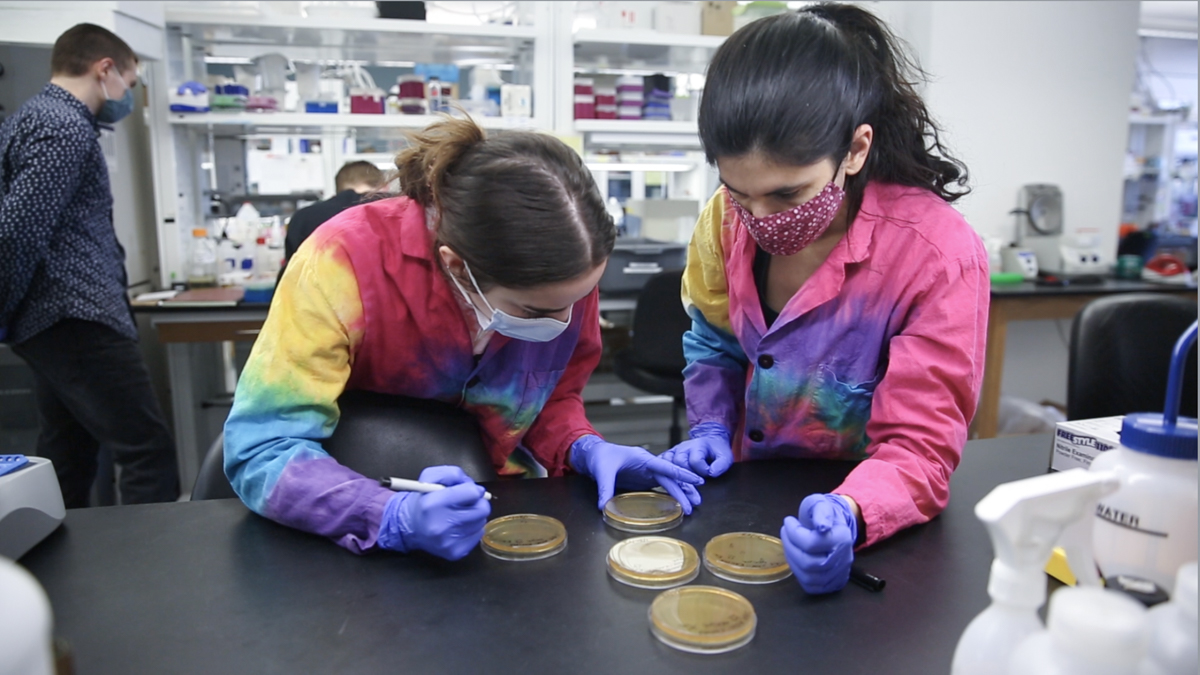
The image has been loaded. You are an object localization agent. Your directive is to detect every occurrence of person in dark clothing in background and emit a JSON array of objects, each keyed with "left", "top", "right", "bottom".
[
  {"left": 0, "top": 24, "right": 178, "bottom": 507},
  {"left": 279, "top": 161, "right": 386, "bottom": 279}
]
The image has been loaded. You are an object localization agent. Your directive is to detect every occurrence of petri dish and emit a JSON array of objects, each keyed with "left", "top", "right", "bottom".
[
  {"left": 702, "top": 532, "right": 793, "bottom": 584},
  {"left": 480, "top": 514, "right": 567, "bottom": 561},
  {"left": 607, "top": 536, "right": 700, "bottom": 589},
  {"left": 603, "top": 492, "right": 683, "bottom": 533},
  {"left": 649, "top": 585, "right": 757, "bottom": 654}
]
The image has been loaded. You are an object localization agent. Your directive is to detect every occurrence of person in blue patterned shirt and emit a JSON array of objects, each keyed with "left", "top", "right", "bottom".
[{"left": 0, "top": 24, "right": 178, "bottom": 506}]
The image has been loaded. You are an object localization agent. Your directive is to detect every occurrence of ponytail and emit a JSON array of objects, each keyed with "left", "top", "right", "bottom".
[
  {"left": 699, "top": 3, "right": 970, "bottom": 211},
  {"left": 392, "top": 115, "right": 615, "bottom": 290},
  {"left": 393, "top": 115, "right": 485, "bottom": 214}
]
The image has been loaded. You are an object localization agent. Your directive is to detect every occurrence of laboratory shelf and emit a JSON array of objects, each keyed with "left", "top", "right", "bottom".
[
  {"left": 166, "top": 9, "right": 538, "bottom": 63},
  {"left": 167, "top": 112, "right": 540, "bottom": 132},
  {"left": 574, "top": 119, "right": 698, "bottom": 134},
  {"left": 574, "top": 29, "right": 726, "bottom": 49},
  {"left": 573, "top": 29, "right": 723, "bottom": 73}
]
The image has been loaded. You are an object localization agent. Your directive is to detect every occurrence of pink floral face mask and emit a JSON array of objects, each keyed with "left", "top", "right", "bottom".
[{"left": 727, "top": 181, "right": 846, "bottom": 256}]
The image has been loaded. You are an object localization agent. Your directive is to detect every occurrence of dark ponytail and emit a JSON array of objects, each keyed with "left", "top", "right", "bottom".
[
  {"left": 699, "top": 3, "right": 970, "bottom": 211},
  {"left": 394, "top": 116, "right": 616, "bottom": 290}
]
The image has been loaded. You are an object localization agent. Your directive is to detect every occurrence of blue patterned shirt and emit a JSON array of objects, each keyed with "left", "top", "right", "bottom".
[{"left": 0, "top": 83, "right": 135, "bottom": 343}]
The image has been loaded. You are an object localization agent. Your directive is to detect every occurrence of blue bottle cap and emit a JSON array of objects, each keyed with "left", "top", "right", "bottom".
[{"left": 1120, "top": 413, "right": 1199, "bottom": 460}]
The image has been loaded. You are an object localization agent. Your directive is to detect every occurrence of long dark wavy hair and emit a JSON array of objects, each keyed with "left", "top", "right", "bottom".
[{"left": 699, "top": 3, "right": 970, "bottom": 216}]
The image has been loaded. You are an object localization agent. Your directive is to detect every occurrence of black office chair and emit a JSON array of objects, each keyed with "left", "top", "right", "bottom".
[
  {"left": 191, "top": 391, "right": 497, "bottom": 501},
  {"left": 1067, "top": 294, "right": 1198, "bottom": 421},
  {"left": 613, "top": 269, "right": 691, "bottom": 446}
]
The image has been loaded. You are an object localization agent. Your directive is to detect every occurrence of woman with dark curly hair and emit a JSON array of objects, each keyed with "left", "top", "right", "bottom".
[{"left": 663, "top": 3, "right": 988, "bottom": 594}]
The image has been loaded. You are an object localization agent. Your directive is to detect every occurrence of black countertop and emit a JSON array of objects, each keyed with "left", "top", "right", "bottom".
[{"left": 22, "top": 434, "right": 1055, "bottom": 675}]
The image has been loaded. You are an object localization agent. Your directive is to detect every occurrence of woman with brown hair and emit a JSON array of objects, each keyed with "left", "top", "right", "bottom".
[{"left": 224, "top": 117, "right": 702, "bottom": 559}]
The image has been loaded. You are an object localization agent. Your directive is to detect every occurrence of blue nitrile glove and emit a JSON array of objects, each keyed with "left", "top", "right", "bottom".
[
  {"left": 376, "top": 465, "right": 491, "bottom": 560},
  {"left": 780, "top": 493, "right": 858, "bottom": 594},
  {"left": 663, "top": 422, "right": 733, "bottom": 478},
  {"left": 570, "top": 435, "right": 704, "bottom": 514}
]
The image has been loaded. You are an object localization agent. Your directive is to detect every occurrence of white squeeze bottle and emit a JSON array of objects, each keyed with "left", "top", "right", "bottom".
[
  {"left": 950, "top": 469, "right": 1120, "bottom": 675},
  {"left": 1007, "top": 586, "right": 1149, "bottom": 675},
  {"left": 0, "top": 556, "right": 54, "bottom": 675},
  {"left": 1089, "top": 321, "right": 1198, "bottom": 595},
  {"left": 1139, "top": 562, "right": 1198, "bottom": 675}
]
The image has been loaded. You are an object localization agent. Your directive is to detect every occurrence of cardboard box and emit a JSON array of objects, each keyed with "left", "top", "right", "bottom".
[
  {"left": 654, "top": 2, "right": 702, "bottom": 35},
  {"left": 1050, "top": 416, "right": 1124, "bottom": 472},
  {"left": 701, "top": 1, "right": 736, "bottom": 36}
]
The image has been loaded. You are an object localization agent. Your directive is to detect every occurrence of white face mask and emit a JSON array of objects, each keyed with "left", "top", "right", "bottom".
[{"left": 449, "top": 260, "right": 571, "bottom": 343}]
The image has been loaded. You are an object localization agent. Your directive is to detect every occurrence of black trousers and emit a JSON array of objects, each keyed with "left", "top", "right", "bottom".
[{"left": 12, "top": 319, "right": 178, "bottom": 507}]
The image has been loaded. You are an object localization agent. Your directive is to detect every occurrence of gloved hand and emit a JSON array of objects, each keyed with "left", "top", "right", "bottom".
[
  {"left": 780, "top": 493, "right": 857, "bottom": 594},
  {"left": 570, "top": 435, "right": 704, "bottom": 514},
  {"left": 662, "top": 422, "right": 734, "bottom": 478},
  {"left": 376, "top": 465, "right": 491, "bottom": 560}
]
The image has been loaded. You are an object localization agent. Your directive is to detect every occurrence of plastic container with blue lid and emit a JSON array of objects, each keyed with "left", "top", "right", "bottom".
[{"left": 1090, "top": 321, "right": 1198, "bottom": 597}]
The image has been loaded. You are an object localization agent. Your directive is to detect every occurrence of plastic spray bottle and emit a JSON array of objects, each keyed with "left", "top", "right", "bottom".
[
  {"left": 949, "top": 469, "right": 1121, "bottom": 675},
  {"left": 1007, "top": 585, "right": 1149, "bottom": 675},
  {"left": 1139, "top": 562, "right": 1198, "bottom": 675},
  {"left": 1089, "top": 321, "right": 1198, "bottom": 596}
]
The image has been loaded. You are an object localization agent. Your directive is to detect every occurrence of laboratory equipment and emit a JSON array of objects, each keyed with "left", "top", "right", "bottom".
[
  {"left": 603, "top": 492, "right": 683, "bottom": 533},
  {"left": 648, "top": 585, "right": 756, "bottom": 654},
  {"left": 950, "top": 469, "right": 1121, "bottom": 675},
  {"left": 703, "top": 532, "right": 792, "bottom": 584},
  {"left": 169, "top": 81, "right": 210, "bottom": 113},
  {"left": 348, "top": 65, "right": 385, "bottom": 114},
  {"left": 1007, "top": 586, "right": 1149, "bottom": 675},
  {"left": 188, "top": 228, "right": 218, "bottom": 288},
  {"left": 1001, "top": 247, "right": 1038, "bottom": 279},
  {"left": 1090, "top": 322, "right": 1198, "bottom": 595},
  {"left": 211, "top": 82, "right": 249, "bottom": 110},
  {"left": 597, "top": 238, "right": 687, "bottom": 295},
  {"left": 0, "top": 556, "right": 54, "bottom": 675},
  {"left": 1139, "top": 562, "right": 1198, "bottom": 675},
  {"left": 499, "top": 84, "right": 531, "bottom": 118},
  {"left": 1013, "top": 184, "right": 1108, "bottom": 275},
  {"left": 480, "top": 514, "right": 566, "bottom": 561},
  {"left": 606, "top": 536, "right": 699, "bottom": 589},
  {"left": 0, "top": 456, "right": 65, "bottom": 560},
  {"left": 248, "top": 53, "right": 288, "bottom": 112}
]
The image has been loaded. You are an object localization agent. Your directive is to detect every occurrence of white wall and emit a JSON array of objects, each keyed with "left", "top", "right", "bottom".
[
  {"left": 918, "top": 1, "right": 1140, "bottom": 253},
  {"left": 876, "top": 1, "right": 1142, "bottom": 407}
]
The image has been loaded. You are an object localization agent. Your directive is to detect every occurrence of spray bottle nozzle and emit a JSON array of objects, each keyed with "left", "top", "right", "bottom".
[{"left": 976, "top": 469, "right": 1120, "bottom": 605}]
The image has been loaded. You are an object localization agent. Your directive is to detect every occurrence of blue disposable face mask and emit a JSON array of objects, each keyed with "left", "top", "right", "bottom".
[
  {"left": 449, "top": 260, "right": 571, "bottom": 343},
  {"left": 98, "top": 74, "right": 134, "bottom": 124}
]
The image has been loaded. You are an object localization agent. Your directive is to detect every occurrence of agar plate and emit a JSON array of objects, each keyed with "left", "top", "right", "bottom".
[
  {"left": 702, "top": 532, "right": 793, "bottom": 584},
  {"left": 649, "top": 585, "right": 757, "bottom": 654},
  {"left": 607, "top": 536, "right": 700, "bottom": 589},
  {"left": 481, "top": 514, "right": 567, "bottom": 561},
  {"left": 603, "top": 492, "right": 683, "bottom": 533}
]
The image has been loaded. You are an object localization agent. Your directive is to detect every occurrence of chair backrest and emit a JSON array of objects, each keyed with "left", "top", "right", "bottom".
[
  {"left": 1068, "top": 293, "right": 1198, "bottom": 421},
  {"left": 192, "top": 391, "right": 496, "bottom": 501},
  {"left": 626, "top": 269, "right": 690, "bottom": 376}
]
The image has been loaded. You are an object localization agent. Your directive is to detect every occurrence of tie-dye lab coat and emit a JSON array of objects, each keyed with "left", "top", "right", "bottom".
[
  {"left": 223, "top": 197, "right": 601, "bottom": 553},
  {"left": 682, "top": 182, "right": 989, "bottom": 546}
]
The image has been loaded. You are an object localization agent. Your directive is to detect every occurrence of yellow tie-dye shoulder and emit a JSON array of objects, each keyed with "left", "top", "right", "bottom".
[
  {"left": 239, "top": 238, "right": 366, "bottom": 417},
  {"left": 681, "top": 190, "right": 735, "bottom": 333}
]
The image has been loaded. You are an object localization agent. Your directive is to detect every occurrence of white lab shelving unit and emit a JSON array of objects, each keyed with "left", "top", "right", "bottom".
[
  {"left": 150, "top": 2, "right": 555, "bottom": 288},
  {"left": 148, "top": 1, "right": 732, "bottom": 286}
]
